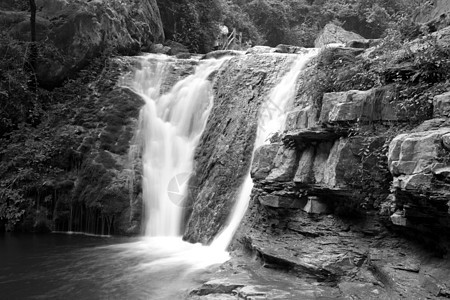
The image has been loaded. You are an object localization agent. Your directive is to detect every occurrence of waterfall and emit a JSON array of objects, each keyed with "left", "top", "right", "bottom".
[
  {"left": 129, "top": 54, "right": 228, "bottom": 237},
  {"left": 211, "top": 49, "right": 319, "bottom": 250}
]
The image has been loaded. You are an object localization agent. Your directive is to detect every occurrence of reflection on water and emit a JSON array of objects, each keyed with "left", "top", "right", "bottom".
[{"left": 0, "top": 234, "right": 227, "bottom": 300}]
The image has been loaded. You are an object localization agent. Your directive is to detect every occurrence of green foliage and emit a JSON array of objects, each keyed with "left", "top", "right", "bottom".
[
  {"left": 244, "top": 0, "right": 291, "bottom": 46},
  {"left": 376, "top": 32, "right": 450, "bottom": 122},
  {"left": 0, "top": 187, "right": 27, "bottom": 231},
  {"left": 0, "top": 47, "right": 110, "bottom": 231},
  {"left": 157, "top": 0, "right": 223, "bottom": 53},
  {"left": 154, "top": 0, "right": 427, "bottom": 50},
  {"left": 0, "top": 35, "right": 41, "bottom": 136},
  {"left": 220, "top": 1, "right": 264, "bottom": 45}
]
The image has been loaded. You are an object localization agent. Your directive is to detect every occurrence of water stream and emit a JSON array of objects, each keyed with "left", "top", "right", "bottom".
[
  {"left": 130, "top": 55, "right": 227, "bottom": 237},
  {"left": 212, "top": 49, "right": 319, "bottom": 250},
  {"left": 124, "top": 53, "right": 231, "bottom": 267},
  {"left": 1, "top": 51, "right": 320, "bottom": 300}
]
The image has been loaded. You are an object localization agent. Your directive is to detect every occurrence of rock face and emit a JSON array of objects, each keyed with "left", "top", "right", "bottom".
[
  {"left": 1, "top": 0, "right": 164, "bottom": 86},
  {"left": 433, "top": 91, "right": 450, "bottom": 117},
  {"left": 387, "top": 126, "right": 450, "bottom": 240},
  {"left": 415, "top": 0, "right": 450, "bottom": 29},
  {"left": 315, "top": 23, "right": 365, "bottom": 48},
  {"left": 183, "top": 53, "right": 297, "bottom": 244},
  {"left": 319, "top": 87, "right": 399, "bottom": 123},
  {"left": 197, "top": 42, "right": 450, "bottom": 299}
]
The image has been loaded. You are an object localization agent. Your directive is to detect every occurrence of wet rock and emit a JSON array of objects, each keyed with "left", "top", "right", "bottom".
[
  {"left": 184, "top": 54, "right": 296, "bottom": 244},
  {"left": 285, "top": 106, "right": 316, "bottom": 131},
  {"left": 246, "top": 46, "right": 276, "bottom": 54},
  {"left": 393, "top": 174, "right": 434, "bottom": 190},
  {"left": 319, "top": 87, "right": 398, "bottom": 124},
  {"left": 415, "top": 0, "right": 450, "bottom": 30},
  {"left": 251, "top": 144, "right": 280, "bottom": 180},
  {"left": 421, "top": 274, "right": 445, "bottom": 297},
  {"left": 346, "top": 39, "right": 381, "bottom": 49},
  {"left": 149, "top": 43, "right": 171, "bottom": 54},
  {"left": 190, "top": 279, "right": 244, "bottom": 296},
  {"left": 293, "top": 147, "right": 315, "bottom": 183},
  {"left": 202, "top": 50, "right": 244, "bottom": 60},
  {"left": 321, "top": 138, "right": 359, "bottom": 188},
  {"left": 388, "top": 128, "right": 450, "bottom": 183},
  {"left": 238, "top": 286, "right": 266, "bottom": 299},
  {"left": 338, "top": 282, "right": 384, "bottom": 299},
  {"left": 433, "top": 166, "right": 450, "bottom": 181},
  {"left": 258, "top": 194, "right": 302, "bottom": 209},
  {"left": 266, "top": 145, "right": 298, "bottom": 182},
  {"left": 175, "top": 52, "right": 193, "bottom": 59},
  {"left": 433, "top": 91, "right": 450, "bottom": 118},
  {"left": 292, "top": 141, "right": 338, "bottom": 185},
  {"left": 189, "top": 295, "right": 236, "bottom": 300},
  {"left": 285, "top": 128, "right": 342, "bottom": 142},
  {"left": 388, "top": 126, "right": 450, "bottom": 235},
  {"left": 442, "top": 133, "right": 450, "bottom": 150},
  {"left": 392, "top": 260, "right": 420, "bottom": 273},
  {"left": 315, "top": 23, "right": 365, "bottom": 48},
  {"left": 345, "top": 39, "right": 371, "bottom": 49},
  {"left": 164, "top": 40, "right": 190, "bottom": 56},
  {"left": 274, "top": 44, "right": 306, "bottom": 54}
]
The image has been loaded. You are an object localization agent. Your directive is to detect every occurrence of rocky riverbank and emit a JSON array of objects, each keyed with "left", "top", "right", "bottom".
[{"left": 185, "top": 26, "right": 450, "bottom": 299}]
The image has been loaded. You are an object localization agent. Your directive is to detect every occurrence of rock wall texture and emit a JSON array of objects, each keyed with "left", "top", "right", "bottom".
[
  {"left": 187, "top": 28, "right": 450, "bottom": 299},
  {"left": 1, "top": 0, "right": 164, "bottom": 86},
  {"left": 415, "top": 0, "right": 450, "bottom": 29},
  {"left": 183, "top": 53, "right": 297, "bottom": 244}
]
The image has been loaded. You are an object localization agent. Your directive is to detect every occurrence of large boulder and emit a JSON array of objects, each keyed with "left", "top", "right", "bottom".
[
  {"left": 388, "top": 128, "right": 450, "bottom": 191},
  {"left": 1, "top": 0, "right": 164, "bottom": 86},
  {"left": 319, "top": 87, "right": 399, "bottom": 124},
  {"left": 433, "top": 91, "right": 450, "bottom": 118},
  {"left": 415, "top": 0, "right": 450, "bottom": 29},
  {"left": 315, "top": 24, "right": 365, "bottom": 48},
  {"left": 251, "top": 144, "right": 280, "bottom": 180},
  {"left": 388, "top": 126, "right": 450, "bottom": 235},
  {"left": 266, "top": 145, "right": 299, "bottom": 182}
]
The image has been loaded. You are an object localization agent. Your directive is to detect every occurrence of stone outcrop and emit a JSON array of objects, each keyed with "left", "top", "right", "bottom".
[
  {"left": 387, "top": 125, "right": 450, "bottom": 239},
  {"left": 183, "top": 53, "right": 298, "bottom": 244},
  {"left": 415, "top": 0, "right": 450, "bottom": 30},
  {"left": 433, "top": 91, "right": 450, "bottom": 117},
  {"left": 319, "top": 87, "right": 399, "bottom": 124},
  {"left": 315, "top": 23, "right": 365, "bottom": 48},
  {"left": 199, "top": 41, "right": 450, "bottom": 299},
  {"left": 1, "top": 0, "right": 164, "bottom": 86}
]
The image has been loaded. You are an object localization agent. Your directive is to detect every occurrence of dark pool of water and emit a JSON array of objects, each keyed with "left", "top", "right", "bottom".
[{"left": 0, "top": 233, "right": 225, "bottom": 300}]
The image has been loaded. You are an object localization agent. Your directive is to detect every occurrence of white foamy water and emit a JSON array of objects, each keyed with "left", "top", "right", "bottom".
[
  {"left": 129, "top": 54, "right": 228, "bottom": 237},
  {"left": 124, "top": 54, "right": 230, "bottom": 271},
  {"left": 211, "top": 49, "right": 319, "bottom": 251}
]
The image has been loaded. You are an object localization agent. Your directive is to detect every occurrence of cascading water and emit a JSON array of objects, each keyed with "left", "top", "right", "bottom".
[
  {"left": 123, "top": 54, "right": 230, "bottom": 273},
  {"left": 130, "top": 54, "right": 227, "bottom": 237},
  {"left": 212, "top": 49, "right": 319, "bottom": 250}
]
